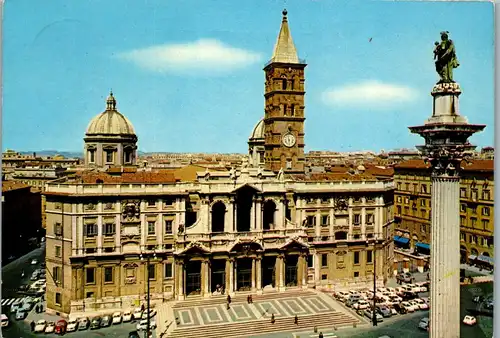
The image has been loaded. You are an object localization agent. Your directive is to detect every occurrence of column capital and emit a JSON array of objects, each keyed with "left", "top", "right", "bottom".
[{"left": 277, "top": 253, "right": 285, "bottom": 259}]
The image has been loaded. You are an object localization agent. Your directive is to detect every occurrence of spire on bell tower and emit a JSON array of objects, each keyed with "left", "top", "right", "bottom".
[
  {"left": 270, "top": 9, "right": 300, "bottom": 64},
  {"left": 106, "top": 90, "right": 117, "bottom": 111}
]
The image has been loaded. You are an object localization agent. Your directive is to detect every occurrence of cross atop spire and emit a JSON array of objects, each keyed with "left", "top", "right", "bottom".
[{"left": 270, "top": 9, "right": 300, "bottom": 64}]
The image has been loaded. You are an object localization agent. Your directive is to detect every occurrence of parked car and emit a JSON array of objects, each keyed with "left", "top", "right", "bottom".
[
  {"left": 112, "top": 312, "right": 122, "bottom": 324},
  {"left": 414, "top": 298, "right": 429, "bottom": 310},
  {"left": 141, "top": 308, "right": 157, "bottom": 320},
  {"left": 376, "top": 305, "right": 392, "bottom": 318},
  {"left": 34, "top": 319, "right": 47, "bottom": 333},
  {"left": 91, "top": 316, "right": 102, "bottom": 329},
  {"left": 408, "top": 300, "right": 421, "bottom": 312},
  {"left": 397, "top": 272, "right": 412, "bottom": 283},
  {"left": 45, "top": 321, "right": 56, "bottom": 333},
  {"left": 78, "top": 317, "right": 90, "bottom": 330},
  {"left": 55, "top": 319, "right": 68, "bottom": 335},
  {"left": 31, "top": 259, "right": 38, "bottom": 265},
  {"left": 101, "top": 315, "right": 112, "bottom": 327},
  {"left": 15, "top": 310, "right": 27, "bottom": 320},
  {"left": 353, "top": 300, "right": 370, "bottom": 310},
  {"left": 123, "top": 311, "right": 133, "bottom": 322},
  {"left": 136, "top": 319, "right": 157, "bottom": 331},
  {"left": 133, "top": 308, "right": 143, "bottom": 320},
  {"left": 418, "top": 317, "right": 429, "bottom": 331},
  {"left": 402, "top": 291, "right": 418, "bottom": 301},
  {"left": 463, "top": 315, "right": 477, "bottom": 326},
  {"left": 67, "top": 318, "right": 79, "bottom": 332},
  {"left": 335, "top": 291, "right": 350, "bottom": 302},
  {"left": 400, "top": 301, "right": 414, "bottom": 313},
  {"left": 363, "top": 309, "right": 383, "bottom": 322}
]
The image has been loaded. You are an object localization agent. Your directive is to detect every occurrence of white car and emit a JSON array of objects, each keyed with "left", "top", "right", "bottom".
[
  {"left": 385, "top": 287, "right": 396, "bottom": 294},
  {"left": 31, "top": 259, "right": 38, "bottom": 265},
  {"left": 408, "top": 284, "right": 421, "bottom": 293},
  {"left": 112, "top": 312, "right": 122, "bottom": 324},
  {"left": 415, "top": 282, "right": 428, "bottom": 292},
  {"left": 136, "top": 319, "right": 157, "bottom": 331},
  {"left": 463, "top": 315, "right": 477, "bottom": 326},
  {"left": 408, "top": 300, "right": 421, "bottom": 311},
  {"left": 34, "top": 319, "right": 47, "bottom": 333},
  {"left": 45, "top": 322, "right": 56, "bottom": 333},
  {"left": 401, "top": 301, "right": 415, "bottom": 313},
  {"left": 133, "top": 307, "right": 143, "bottom": 320},
  {"left": 141, "top": 308, "right": 157, "bottom": 320},
  {"left": 389, "top": 306, "right": 398, "bottom": 316},
  {"left": 353, "top": 300, "right": 370, "bottom": 310},
  {"left": 414, "top": 298, "right": 429, "bottom": 310},
  {"left": 123, "top": 310, "right": 133, "bottom": 322},
  {"left": 67, "top": 318, "right": 79, "bottom": 332},
  {"left": 389, "top": 295, "right": 402, "bottom": 304}
]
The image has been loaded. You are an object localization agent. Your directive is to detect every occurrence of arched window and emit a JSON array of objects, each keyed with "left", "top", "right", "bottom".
[
  {"left": 211, "top": 201, "right": 226, "bottom": 233},
  {"left": 263, "top": 200, "right": 276, "bottom": 230}
]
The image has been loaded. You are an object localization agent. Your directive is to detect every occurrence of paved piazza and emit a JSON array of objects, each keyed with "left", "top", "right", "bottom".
[{"left": 173, "top": 293, "right": 343, "bottom": 327}]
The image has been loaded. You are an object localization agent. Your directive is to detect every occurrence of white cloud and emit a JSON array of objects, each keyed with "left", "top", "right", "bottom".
[
  {"left": 116, "top": 39, "right": 263, "bottom": 75},
  {"left": 321, "top": 80, "right": 419, "bottom": 109}
]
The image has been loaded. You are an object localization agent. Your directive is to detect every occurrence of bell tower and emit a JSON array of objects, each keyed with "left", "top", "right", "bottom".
[{"left": 263, "top": 9, "right": 306, "bottom": 173}]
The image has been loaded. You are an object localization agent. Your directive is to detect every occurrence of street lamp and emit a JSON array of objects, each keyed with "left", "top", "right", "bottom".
[
  {"left": 140, "top": 247, "right": 157, "bottom": 338},
  {"left": 371, "top": 238, "right": 377, "bottom": 327}
]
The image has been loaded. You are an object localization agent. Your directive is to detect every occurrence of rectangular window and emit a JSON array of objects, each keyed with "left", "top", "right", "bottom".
[
  {"left": 482, "top": 190, "right": 490, "bottom": 200},
  {"left": 482, "top": 207, "right": 490, "bottom": 216},
  {"left": 421, "top": 184, "right": 427, "bottom": 194},
  {"left": 86, "top": 267, "right": 95, "bottom": 284},
  {"left": 104, "top": 267, "right": 113, "bottom": 283},
  {"left": 165, "top": 220, "right": 173, "bottom": 234},
  {"left": 471, "top": 206, "right": 477, "bottom": 214},
  {"left": 460, "top": 188, "right": 467, "bottom": 198},
  {"left": 420, "top": 224, "right": 426, "bottom": 233},
  {"left": 396, "top": 206, "right": 401, "bottom": 214},
  {"left": 482, "top": 220, "right": 489, "bottom": 230},
  {"left": 397, "top": 183, "right": 401, "bottom": 190},
  {"left": 286, "top": 160, "right": 292, "bottom": 169},
  {"left": 164, "top": 198, "right": 174, "bottom": 206},
  {"left": 471, "top": 218, "right": 477, "bottom": 227},
  {"left": 471, "top": 190, "right": 478, "bottom": 201},
  {"left": 148, "top": 264, "right": 156, "bottom": 280},
  {"left": 460, "top": 204, "right": 467, "bottom": 212},
  {"left": 55, "top": 293, "right": 61, "bottom": 305},
  {"left": 405, "top": 183, "right": 410, "bottom": 191},
  {"left": 321, "top": 197, "right": 330, "bottom": 204},
  {"left": 290, "top": 104, "right": 295, "bottom": 116},
  {"left": 54, "top": 222, "right": 62, "bottom": 236},
  {"left": 321, "top": 215, "right": 329, "bottom": 226},
  {"left": 420, "top": 199, "right": 426, "bottom": 207},
  {"left": 420, "top": 209, "right": 426, "bottom": 218},
  {"left": 89, "top": 150, "right": 95, "bottom": 163},
  {"left": 460, "top": 232, "right": 465, "bottom": 241},
  {"left": 460, "top": 216, "right": 466, "bottom": 226},
  {"left": 164, "top": 263, "right": 173, "bottom": 279},
  {"left": 366, "top": 214, "right": 374, "bottom": 224},
  {"left": 103, "top": 223, "right": 116, "bottom": 236},
  {"left": 147, "top": 200, "right": 156, "bottom": 207},
  {"left": 397, "top": 196, "right": 402, "bottom": 203},
  {"left": 354, "top": 252, "right": 360, "bottom": 265},
  {"left": 321, "top": 254, "right": 328, "bottom": 267},
  {"left": 147, "top": 221, "right": 156, "bottom": 235},
  {"left": 85, "top": 224, "right": 97, "bottom": 237},
  {"left": 471, "top": 235, "right": 477, "bottom": 244},
  {"left": 55, "top": 246, "right": 61, "bottom": 258},
  {"left": 52, "top": 266, "right": 61, "bottom": 283},
  {"left": 307, "top": 215, "right": 316, "bottom": 227},
  {"left": 366, "top": 251, "right": 373, "bottom": 263},
  {"left": 404, "top": 197, "right": 409, "bottom": 204},
  {"left": 354, "top": 271, "right": 360, "bottom": 278},
  {"left": 353, "top": 214, "right": 361, "bottom": 225},
  {"left": 106, "top": 150, "right": 113, "bottom": 163},
  {"left": 321, "top": 274, "right": 328, "bottom": 280}
]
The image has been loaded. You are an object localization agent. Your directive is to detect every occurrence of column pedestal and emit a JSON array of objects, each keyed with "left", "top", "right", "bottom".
[{"left": 429, "top": 175, "right": 460, "bottom": 338}]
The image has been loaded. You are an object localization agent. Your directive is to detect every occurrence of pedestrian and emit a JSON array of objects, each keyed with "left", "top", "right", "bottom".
[
  {"left": 30, "top": 320, "right": 35, "bottom": 332},
  {"left": 227, "top": 294, "right": 231, "bottom": 304},
  {"left": 294, "top": 315, "right": 298, "bottom": 325},
  {"left": 319, "top": 332, "right": 324, "bottom": 338},
  {"left": 227, "top": 303, "right": 230, "bottom": 310},
  {"left": 271, "top": 313, "right": 275, "bottom": 324},
  {"left": 249, "top": 295, "right": 253, "bottom": 304},
  {"left": 247, "top": 295, "right": 250, "bottom": 304}
]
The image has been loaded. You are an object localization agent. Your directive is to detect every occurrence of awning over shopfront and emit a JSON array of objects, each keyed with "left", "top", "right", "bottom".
[
  {"left": 416, "top": 242, "right": 430, "bottom": 250},
  {"left": 394, "top": 236, "right": 410, "bottom": 245},
  {"left": 477, "top": 255, "right": 494, "bottom": 265}
]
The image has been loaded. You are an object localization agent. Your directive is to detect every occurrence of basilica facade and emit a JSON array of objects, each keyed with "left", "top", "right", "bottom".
[{"left": 44, "top": 10, "right": 395, "bottom": 316}]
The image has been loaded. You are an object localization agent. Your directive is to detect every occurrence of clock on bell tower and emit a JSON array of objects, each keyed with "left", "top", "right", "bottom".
[{"left": 263, "top": 9, "right": 306, "bottom": 173}]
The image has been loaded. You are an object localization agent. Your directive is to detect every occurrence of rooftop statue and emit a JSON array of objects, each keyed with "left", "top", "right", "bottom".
[{"left": 434, "top": 31, "right": 460, "bottom": 83}]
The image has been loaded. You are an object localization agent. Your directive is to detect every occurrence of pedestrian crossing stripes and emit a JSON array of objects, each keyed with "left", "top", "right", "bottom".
[{"left": 1, "top": 297, "right": 30, "bottom": 306}]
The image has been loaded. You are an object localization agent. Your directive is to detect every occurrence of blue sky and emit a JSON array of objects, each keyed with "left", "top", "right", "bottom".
[{"left": 3, "top": 0, "right": 494, "bottom": 153}]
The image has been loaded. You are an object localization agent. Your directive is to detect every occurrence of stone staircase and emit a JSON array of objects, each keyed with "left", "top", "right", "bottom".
[
  {"left": 172, "top": 289, "right": 316, "bottom": 309},
  {"left": 167, "top": 311, "right": 361, "bottom": 338}
]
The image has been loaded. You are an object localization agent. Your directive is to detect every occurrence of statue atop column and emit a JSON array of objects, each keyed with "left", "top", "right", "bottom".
[{"left": 434, "top": 31, "right": 460, "bottom": 83}]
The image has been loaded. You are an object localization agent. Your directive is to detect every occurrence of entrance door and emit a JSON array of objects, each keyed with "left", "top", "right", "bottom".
[
  {"left": 185, "top": 261, "right": 201, "bottom": 295},
  {"left": 285, "top": 255, "right": 298, "bottom": 287},
  {"left": 211, "top": 260, "right": 226, "bottom": 294},
  {"left": 262, "top": 256, "right": 276, "bottom": 288},
  {"left": 237, "top": 259, "right": 252, "bottom": 291}
]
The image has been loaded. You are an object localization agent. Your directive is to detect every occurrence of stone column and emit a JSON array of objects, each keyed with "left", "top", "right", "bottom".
[
  {"left": 348, "top": 198, "right": 353, "bottom": 238},
  {"left": 250, "top": 200, "right": 256, "bottom": 231},
  {"left": 301, "top": 254, "right": 308, "bottom": 289},
  {"left": 140, "top": 201, "right": 146, "bottom": 249},
  {"left": 314, "top": 252, "right": 320, "bottom": 285},
  {"left": 315, "top": 212, "right": 321, "bottom": 238},
  {"left": 115, "top": 213, "right": 121, "bottom": 253},
  {"left": 297, "top": 254, "right": 304, "bottom": 287},
  {"left": 256, "top": 257, "right": 262, "bottom": 294},
  {"left": 177, "top": 261, "right": 185, "bottom": 300},
  {"left": 78, "top": 210, "right": 84, "bottom": 255},
  {"left": 226, "top": 198, "right": 234, "bottom": 233},
  {"left": 276, "top": 200, "right": 285, "bottom": 230},
  {"left": 276, "top": 254, "right": 285, "bottom": 292},
  {"left": 361, "top": 203, "right": 367, "bottom": 240},
  {"left": 295, "top": 198, "right": 302, "bottom": 226},
  {"left": 97, "top": 211, "right": 103, "bottom": 254},
  {"left": 255, "top": 198, "right": 262, "bottom": 231},
  {"left": 430, "top": 175, "right": 460, "bottom": 337},
  {"left": 201, "top": 260, "right": 210, "bottom": 298},
  {"left": 226, "top": 258, "right": 235, "bottom": 296},
  {"left": 251, "top": 258, "right": 256, "bottom": 291}
]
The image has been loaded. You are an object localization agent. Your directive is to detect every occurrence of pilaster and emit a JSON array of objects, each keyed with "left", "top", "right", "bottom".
[
  {"left": 251, "top": 258, "right": 256, "bottom": 291},
  {"left": 361, "top": 203, "right": 366, "bottom": 240},
  {"left": 255, "top": 257, "right": 263, "bottom": 294},
  {"left": 255, "top": 198, "right": 262, "bottom": 231},
  {"left": 140, "top": 201, "right": 146, "bottom": 249},
  {"left": 226, "top": 198, "right": 235, "bottom": 233},
  {"left": 176, "top": 261, "right": 185, "bottom": 300},
  {"left": 276, "top": 254, "right": 286, "bottom": 292},
  {"left": 97, "top": 203, "right": 103, "bottom": 254}
]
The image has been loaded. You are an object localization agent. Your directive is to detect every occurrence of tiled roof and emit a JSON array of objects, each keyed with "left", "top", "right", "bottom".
[
  {"left": 395, "top": 159, "right": 493, "bottom": 172},
  {"left": 288, "top": 172, "right": 378, "bottom": 182},
  {"left": 364, "top": 165, "right": 395, "bottom": 177},
  {"left": 2, "top": 181, "right": 31, "bottom": 192},
  {"left": 76, "top": 171, "right": 176, "bottom": 184}
]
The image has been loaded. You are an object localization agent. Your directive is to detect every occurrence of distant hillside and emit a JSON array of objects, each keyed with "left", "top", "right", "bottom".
[{"left": 19, "top": 150, "right": 83, "bottom": 158}]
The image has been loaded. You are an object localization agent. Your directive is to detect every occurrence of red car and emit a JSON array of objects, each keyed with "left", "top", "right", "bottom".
[{"left": 55, "top": 319, "right": 67, "bottom": 335}]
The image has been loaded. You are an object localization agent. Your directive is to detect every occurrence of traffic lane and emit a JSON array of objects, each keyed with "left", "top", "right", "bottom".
[
  {"left": 1, "top": 247, "right": 46, "bottom": 298},
  {"left": 460, "top": 283, "right": 493, "bottom": 338}
]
